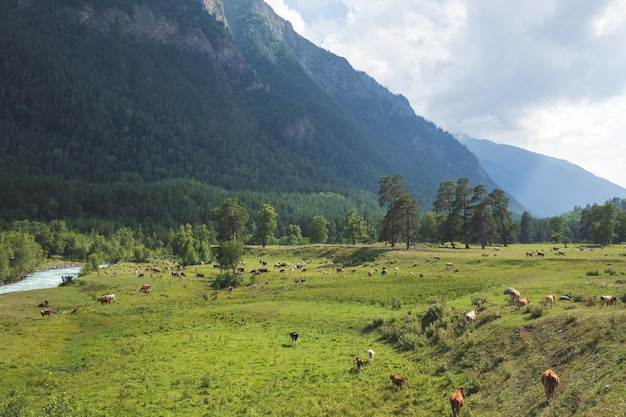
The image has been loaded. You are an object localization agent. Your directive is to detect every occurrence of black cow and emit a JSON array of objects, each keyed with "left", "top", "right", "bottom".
[{"left": 290, "top": 332, "right": 299, "bottom": 344}]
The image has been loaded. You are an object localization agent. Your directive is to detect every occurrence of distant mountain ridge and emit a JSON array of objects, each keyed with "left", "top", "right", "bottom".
[{"left": 457, "top": 134, "right": 626, "bottom": 217}]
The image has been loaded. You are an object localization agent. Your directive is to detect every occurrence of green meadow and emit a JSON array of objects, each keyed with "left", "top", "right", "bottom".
[{"left": 1, "top": 244, "right": 626, "bottom": 416}]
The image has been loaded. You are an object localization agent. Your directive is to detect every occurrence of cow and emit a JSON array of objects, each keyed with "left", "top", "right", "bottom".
[
  {"left": 600, "top": 295, "right": 616, "bottom": 307},
  {"left": 140, "top": 284, "right": 151, "bottom": 294},
  {"left": 545, "top": 295, "right": 556, "bottom": 308},
  {"left": 541, "top": 369, "right": 559, "bottom": 403},
  {"left": 367, "top": 349, "right": 375, "bottom": 364},
  {"left": 394, "top": 267, "right": 399, "bottom": 275},
  {"left": 290, "top": 332, "right": 299, "bottom": 344},
  {"left": 355, "top": 356, "right": 365, "bottom": 372},
  {"left": 509, "top": 289, "right": 521, "bottom": 305},
  {"left": 97, "top": 295, "right": 112, "bottom": 304},
  {"left": 465, "top": 308, "right": 478, "bottom": 324},
  {"left": 526, "top": 251, "right": 533, "bottom": 257},
  {"left": 390, "top": 374, "right": 404, "bottom": 389},
  {"left": 40, "top": 309, "right": 53, "bottom": 318},
  {"left": 450, "top": 387, "right": 465, "bottom": 417},
  {"left": 446, "top": 262, "right": 454, "bottom": 269},
  {"left": 227, "top": 285, "right": 234, "bottom": 293},
  {"left": 102, "top": 294, "right": 116, "bottom": 302},
  {"left": 381, "top": 267, "right": 387, "bottom": 276},
  {"left": 368, "top": 270, "right": 374, "bottom": 277},
  {"left": 516, "top": 297, "right": 529, "bottom": 309}
]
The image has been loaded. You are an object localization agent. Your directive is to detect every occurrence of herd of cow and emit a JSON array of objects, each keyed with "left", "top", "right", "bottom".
[{"left": 32, "top": 257, "right": 615, "bottom": 414}]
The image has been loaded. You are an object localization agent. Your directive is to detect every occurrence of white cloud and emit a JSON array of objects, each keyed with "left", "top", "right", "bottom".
[{"left": 267, "top": 0, "right": 626, "bottom": 188}]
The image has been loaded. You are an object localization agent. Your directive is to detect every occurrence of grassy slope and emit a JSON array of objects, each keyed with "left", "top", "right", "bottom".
[{"left": 1, "top": 244, "right": 625, "bottom": 416}]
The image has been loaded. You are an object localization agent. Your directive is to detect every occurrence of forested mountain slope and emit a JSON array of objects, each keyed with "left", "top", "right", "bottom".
[
  {"left": 0, "top": 0, "right": 510, "bottom": 229},
  {"left": 458, "top": 135, "right": 626, "bottom": 217}
]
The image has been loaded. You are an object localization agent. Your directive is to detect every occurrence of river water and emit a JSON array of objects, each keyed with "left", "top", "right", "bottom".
[{"left": 0, "top": 265, "right": 83, "bottom": 295}]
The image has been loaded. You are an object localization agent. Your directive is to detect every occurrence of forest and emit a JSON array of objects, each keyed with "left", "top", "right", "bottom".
[{"left": 2, "top": 175, "right": 626, "bottom": 285}]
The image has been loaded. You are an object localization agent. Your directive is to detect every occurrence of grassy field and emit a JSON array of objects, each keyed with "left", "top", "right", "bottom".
[{"left": 1, "top": 243, "right": 626, "bottom": 416}]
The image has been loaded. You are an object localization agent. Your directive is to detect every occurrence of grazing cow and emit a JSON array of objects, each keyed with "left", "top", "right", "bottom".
[
  {"left": 465, "top": 308, "right": 478, "bottom": 324},
  {"left": 526, "top": 251, "right": 533, "bottom": 257},
  {"left": 355, "top": 356, "right": 365, "bottom": 372},
  {"left": 102, "top": 294, "right": 116, "bottom": 302},
  {"left": 409, "top": 272, "right": 415, "bottom": 277},
  {"left": 40, "top": 309, "right": 53, "bottom": 318},
  {"left": 368, "top": 270, "right": 374, "bottom": 277},
  {"left": 446, "top": 262, "right": 454, "bottom": 269},
  {"left": 545, "top": 295, "right": 556, "bottom": 308},
  {"left": 541, "top": 369, "right": 559, "bottom": 403},
  {"left": 97, "top": 295, "right": 112, "bottom": 304},
  {"left": 381, "top": 267, "right": 387, "bottom": 276},
  {"left": 390, "top": 374, "right": 404, "bottom": 389},
  {"left": 537, "top": 251, "right": 545, "bottom": 257},
  {"left": 196, "top": 273, "right": 205, "bottom": 278},
  {"left": 450, "top": 387, "right": 465, "bottom": 417},
  {"left": 600, "top": 295, "right": 616, "bottom": 307},
  {"left": 140, "top": 285, "right": 152, "bottom": 295},
  {"left": 394, "top": 267, "right": 399, "bottom": 275},
  {"left": 509, "top": 289, "right": 521, "bottom": 305},
  {"left": 516, "top": 297, "right": 529, "bottom": 309},
  {"left": 290, "top": 332, "right": 299, "bottom": 344},
  {"left": 557, "top": 250, "right": 565, "bottom": 256},
  {"left": 227, "top": 285, "right": 234, "bottom": 293},
  {"left": 367, "top": 349, "right": 375, "bottom": 364}
]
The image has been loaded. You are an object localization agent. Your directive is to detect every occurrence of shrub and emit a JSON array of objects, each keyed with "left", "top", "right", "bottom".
[
  {"left": 604, "top": 268, "right": 616, "bottom": 276},
  {"left": 529, "top": 304, "right": 543, "bottom": 318},
  {"left": 471, "top": 293, "right": 489, "bottom": 311},
  {"left": 200, "top": 374, "right": 211, "bottom": 388},
  {"left": 391, "top": 298, "right": 402, "bottom": 310},
  {"left": 586, "top": 270, "right": 600, "bottom": 276},
  {"left": 421, "top": 304, "right": 445, "bottom": 331},
  {"left": 212, "top": 272, "right": 242, "bottom": 290}
]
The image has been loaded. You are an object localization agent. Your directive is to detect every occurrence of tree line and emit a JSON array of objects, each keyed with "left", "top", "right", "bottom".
[{"left": 2, "top": 175, "right": 626, "bottom": 284}]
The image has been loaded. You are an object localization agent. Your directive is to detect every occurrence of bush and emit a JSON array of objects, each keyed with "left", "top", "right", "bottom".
[
  {"left": 391, "top": 298, "right": 402, "bottom": 310},
  {"left": 586, "top": 270, "right": 600, "bottom": 276},
  {"left": 529, "top": 304, "right": 543, "bottom": 318},
  {"left": 211, "top": 272, "right": 242, "bottom": 290},
  {"left": 471, "top": 293, "right": 489, "bottom": 311}
]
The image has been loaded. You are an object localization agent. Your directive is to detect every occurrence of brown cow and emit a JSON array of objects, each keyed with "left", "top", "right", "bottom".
[
  {"left": 509, "top": 289, "right": 521, "bottom": 305},
  {"left": 516, "top": 296, "right": 529, "bottom": 309},
  {"left": 97, "top": 295, "right": 112, "bottom": 304},
  {"left": 545, "top": 295, "right": 556, "bottom": 308},
  {"left": 390, "top": 374, "right": 404, "bottom": 389},
  {"left": 355, "top": 356, "right": 365, "bottom": 372},
  {"left": 450, "top": 387, "right": 465, "bottom": 417},
  {"left": 541, "top": 369, "right": 559, "bottom": 403},
  {"left": 40, "top": 309, "right": 53, "bottom": 318}
]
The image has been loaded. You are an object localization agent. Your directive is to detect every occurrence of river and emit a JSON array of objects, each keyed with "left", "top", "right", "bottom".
[{"left": 0, "top": 265, "right": 83, "bottom": 295}]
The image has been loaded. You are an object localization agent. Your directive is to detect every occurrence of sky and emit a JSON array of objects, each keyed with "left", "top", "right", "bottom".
[{"left": 264, "top": 0, "right": 626, "bottom": 189}]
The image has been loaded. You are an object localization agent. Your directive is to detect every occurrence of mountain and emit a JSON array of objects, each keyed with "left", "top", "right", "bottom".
[
  {"left": 457, "top": 135, "right": 626, "bottom": 217},
  {"left": 0, "top": 0, "right": 507, "bottom": 227}
]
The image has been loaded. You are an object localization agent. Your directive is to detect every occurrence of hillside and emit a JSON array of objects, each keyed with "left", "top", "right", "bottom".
[
  {"left": 0, "top": 0, "right": 507, "bottom": 227},
  {"left": 457, "top": 135, "right": 626, "bottom": 217},
  {"left": 1, "top": 244, "right": 626, "bottom": 415}
]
